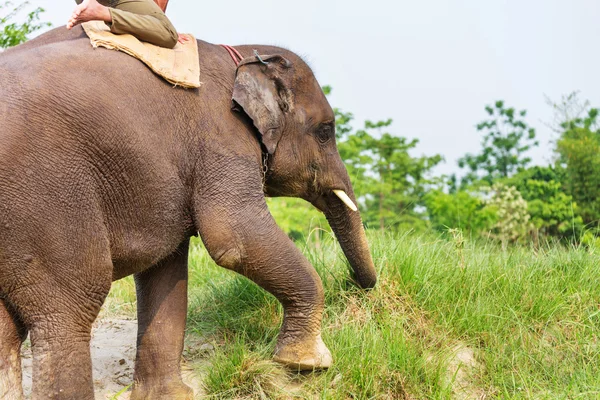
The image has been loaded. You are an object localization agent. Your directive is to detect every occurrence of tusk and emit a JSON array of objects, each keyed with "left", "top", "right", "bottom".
[{"left": 333, "top": 190, "right": 358, "bottom": 212}]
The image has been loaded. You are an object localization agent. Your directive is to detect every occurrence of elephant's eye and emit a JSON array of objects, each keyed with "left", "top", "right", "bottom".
[{"left": 315, "top": 125, "right": 333, "bottom": 144}]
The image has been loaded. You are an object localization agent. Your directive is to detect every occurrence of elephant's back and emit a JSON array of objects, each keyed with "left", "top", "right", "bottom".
[
  {"left": 0, "top": 25, "right": 88, "bottom": 56},
  {"left": 0, "top": 26, "right": 185, "bottom": 152},
  {"left": 0, "top": 26, "right": 160, "bottom": 97},
  {"left": 0, "top": 25, "right": 146, "bottom": 69}
]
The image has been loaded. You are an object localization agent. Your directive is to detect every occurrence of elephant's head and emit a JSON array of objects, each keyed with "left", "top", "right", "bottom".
[{"left": 231, "top": 50, "right": 377, "bottom": 289}]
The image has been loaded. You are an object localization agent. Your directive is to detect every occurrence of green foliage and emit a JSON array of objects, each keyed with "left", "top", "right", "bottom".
[
  {"left": 334, "top": 98, "right": 443, "bottom": 232},
  {"left": 505, "top": 166, "right": 583, "bottom": 240},
  {"left": 556, "top": 107, "right": 600, "bottom": 227},
  {"left": 424, "top": 189, "right": 497, "bottom": 235},
  {"left": 459, "top": 101, "right": 538, "bottom": 186},
  {"left": 0, "top": 1, "right": 50, "bottom": 49}
]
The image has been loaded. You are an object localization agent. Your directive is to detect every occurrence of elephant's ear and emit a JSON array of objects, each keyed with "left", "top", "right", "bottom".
[{"left": 232, "top": 54, "right": 293, "bottom": 155}]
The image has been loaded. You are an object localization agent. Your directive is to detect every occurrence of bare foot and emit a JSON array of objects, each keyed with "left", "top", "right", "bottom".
[{"left": 66, "top": 0, "right": 112, "bottom": 30}]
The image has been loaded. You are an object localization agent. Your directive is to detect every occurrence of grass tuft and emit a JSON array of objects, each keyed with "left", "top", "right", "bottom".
[{"left": 201, "top": 335, "right": 289, "bottom": 399}]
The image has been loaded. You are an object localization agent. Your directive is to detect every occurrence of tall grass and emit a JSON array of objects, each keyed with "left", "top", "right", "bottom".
[{"left": 106, "top": 233, "right": 600, "bottom": 399}]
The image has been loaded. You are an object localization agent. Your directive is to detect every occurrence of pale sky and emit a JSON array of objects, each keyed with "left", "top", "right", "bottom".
[{"left": 21, "top": 1, "right": 600, "bottom": 176}]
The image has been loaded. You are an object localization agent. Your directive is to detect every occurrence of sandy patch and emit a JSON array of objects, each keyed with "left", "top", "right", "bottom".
[
  {"left": 447, "top": 344, "right": 486, "bottom": 400},
  {"left": 20, "top": 319, "right": 204, "bottom": 399}
]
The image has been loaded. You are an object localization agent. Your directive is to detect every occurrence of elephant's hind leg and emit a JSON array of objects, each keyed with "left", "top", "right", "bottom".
[
  {"left": 130, "top": 242, "right": 193, "bottom": 400},
  {"left": 9, "top": 252, "right": 113, "bottom": 399},
  {"left": 0, "top": 299, "right": 27, "bottom": 400},
  {"left": 26, "top": 275, "right": 111, "bottom": 399}
]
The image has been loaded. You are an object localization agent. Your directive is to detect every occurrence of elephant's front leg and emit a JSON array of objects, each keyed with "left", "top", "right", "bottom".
[
  {"left": 130, "top": 242, "right": 193, "bottom": 400},
  {"left": 197, "top": 192, "right": 332, "bottom": 370}
]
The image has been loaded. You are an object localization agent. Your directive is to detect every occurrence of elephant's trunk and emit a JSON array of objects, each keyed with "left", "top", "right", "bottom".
[{"left": 322, "top": 187, "right": 377, "bottom": 289}]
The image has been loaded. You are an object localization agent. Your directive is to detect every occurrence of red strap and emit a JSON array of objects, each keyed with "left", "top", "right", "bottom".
[{"left": 220, "top": 44, "right": 243, "bottom": 66}]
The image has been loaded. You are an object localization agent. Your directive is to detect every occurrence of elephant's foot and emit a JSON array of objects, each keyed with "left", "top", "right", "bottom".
[
  {"left": 0, "top": 348, "right": 24, "bottom": 400},
  {"left": 273, "top": 333, "right": 332, "bottom": 370},
  {"left": 0, "top": 300, "right": 26, "bottom": 400},
  {"left": 131, "top": 378, "right": 194, "bottom": 400},
  {"left": 0, "top": 337, "right": 24, "bottom": 400}
]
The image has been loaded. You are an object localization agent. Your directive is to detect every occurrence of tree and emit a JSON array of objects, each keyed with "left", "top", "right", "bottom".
[
  {"left": 325, "top": 87, "right": 444, "bottom": 232},
  {"left": 546, "top": 92, "right": 592, "bottom": 134},
  {"left": 505, "top": 166, "right": 583, "bottom": 240},
  {"left": 0, "top": 1, "right": 50, "bottom": 49},
  {"left": 555, "top": 106, "right": 600, "bottom": 227},
  {"left": 337, "top": 116, "right": 443, "bottom": 232},
  {"left": 459, "top": 101, "right": 538, "bottom": 186}
]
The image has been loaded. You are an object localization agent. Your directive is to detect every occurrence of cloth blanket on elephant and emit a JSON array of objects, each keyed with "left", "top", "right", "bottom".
[{"left": 82, "top": 21, "right": 200, "bottom": 88}]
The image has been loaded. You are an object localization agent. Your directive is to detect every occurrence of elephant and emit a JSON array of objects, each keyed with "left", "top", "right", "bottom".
[{"left": 0, "top": 25, "right": 377, "bottom": 399}]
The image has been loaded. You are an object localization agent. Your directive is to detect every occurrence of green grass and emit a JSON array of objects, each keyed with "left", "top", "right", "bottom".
[{"left": 106, "top": 232, "right": 600, "bottom": 399}]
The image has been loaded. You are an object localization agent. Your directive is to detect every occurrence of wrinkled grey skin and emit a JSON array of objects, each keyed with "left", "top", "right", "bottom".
[{"left": 0, "top": 26, "right": 377, "bottom": 399}]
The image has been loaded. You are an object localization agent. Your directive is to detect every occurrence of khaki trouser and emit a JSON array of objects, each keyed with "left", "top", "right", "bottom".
[{"left": 75, "top": 0, "right": 178, "bottom": 48}]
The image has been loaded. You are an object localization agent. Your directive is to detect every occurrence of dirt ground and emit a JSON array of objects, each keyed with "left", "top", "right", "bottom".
[{"left": 20, "top": 319, "right": 204, "bottom": 399}]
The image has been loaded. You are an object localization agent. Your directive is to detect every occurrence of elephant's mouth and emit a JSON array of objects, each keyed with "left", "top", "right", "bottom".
[{"left": 306, "top": 189, "right": 357, "bottom": 214}]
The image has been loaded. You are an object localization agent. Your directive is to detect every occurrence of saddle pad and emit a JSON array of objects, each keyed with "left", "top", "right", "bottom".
[{"left": 82, "top": 21, "right": 200, "bottom": 89}]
